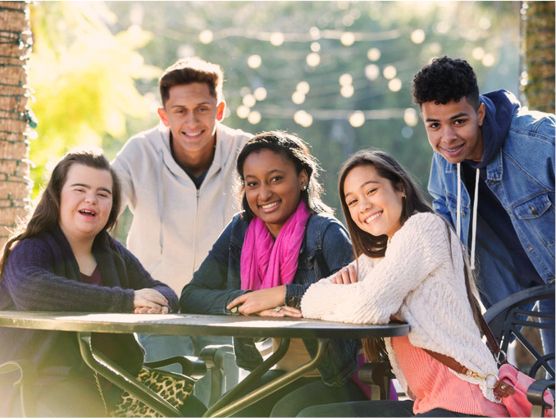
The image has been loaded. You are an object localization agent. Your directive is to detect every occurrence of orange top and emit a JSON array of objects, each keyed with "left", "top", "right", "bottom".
[{"left": 391, "top": 336, "right": 508, "bottom": 417}]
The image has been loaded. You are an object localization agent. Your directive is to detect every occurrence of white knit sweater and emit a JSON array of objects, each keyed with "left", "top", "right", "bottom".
[{"left": 301, "top": 212, "right": 500, "bottom": 401}]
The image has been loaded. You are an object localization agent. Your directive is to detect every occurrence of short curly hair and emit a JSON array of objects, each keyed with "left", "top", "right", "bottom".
[{"left": 412, "top": 56, "right": 480, "bottom": 109}]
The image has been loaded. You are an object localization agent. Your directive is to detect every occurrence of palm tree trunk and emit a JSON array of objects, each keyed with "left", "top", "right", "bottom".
[
  {"left": 524, "top": 1, "right": 555, "bottom": 113},
  {"left": 0, "top": 1, "right": 32, "bottom": 248}
]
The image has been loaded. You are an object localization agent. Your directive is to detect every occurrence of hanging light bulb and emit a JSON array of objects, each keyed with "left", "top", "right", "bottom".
[
  {"left": 306, "top": 52, "right": 321, "bottom": 67},
  {"left": 199, "top": 30, "right": 214, "bottom": 44},
  {"left": 349, "top": 111, "right": 365, "bottom": 128},
  {"left": 253, "top": 87, "right": 267, "bottom": 101},
  {"left": 296, "top": 81, "right": 310, "bottom": 95},
  {"left": 367, "top": 48, "right": 381, "bottom": 61},
  {"left": 247, "top": 55, "right": 262, "bottom": 69},
  {"left": 248, "top": 111, "right": 261, "bottom": 124},
  {"left": 270, "top": 32, "right": 285, "bottom": 46}
]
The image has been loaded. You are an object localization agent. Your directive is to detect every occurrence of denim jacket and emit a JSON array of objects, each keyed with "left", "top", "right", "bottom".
[
  {"left": 428, "top": 108, "right": 555, "bottom": 306},
  {"left": 180, "top": 211, "right": 358, "bottom": 386}
]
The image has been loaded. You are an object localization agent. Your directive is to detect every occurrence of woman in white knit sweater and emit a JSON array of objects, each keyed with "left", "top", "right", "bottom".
[{"left": 298, "top": 150, "right": 508, "bottom": 417}]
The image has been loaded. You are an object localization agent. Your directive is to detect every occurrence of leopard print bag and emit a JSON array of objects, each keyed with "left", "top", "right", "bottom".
[{"left": 101, "top": 366, "right": 195, "bottom": 417}]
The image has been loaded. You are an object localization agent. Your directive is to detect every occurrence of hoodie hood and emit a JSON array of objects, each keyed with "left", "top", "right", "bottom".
[{"left": 473, "top": 90, "right": 520, "bottom": 169}]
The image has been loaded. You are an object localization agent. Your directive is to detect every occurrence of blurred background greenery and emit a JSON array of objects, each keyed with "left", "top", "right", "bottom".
[{"left": 27, "top": 1, "right": 523, "bottom": 229}]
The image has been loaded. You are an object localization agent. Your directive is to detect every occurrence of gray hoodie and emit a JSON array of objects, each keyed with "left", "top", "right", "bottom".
[{"left": 112, "top": 123, "right": 251, "bottom": 293}]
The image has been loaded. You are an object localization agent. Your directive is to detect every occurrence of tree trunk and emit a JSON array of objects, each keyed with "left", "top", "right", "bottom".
[
  {"left": 0, "top": 2, "right": 32, "bottom": 249},
  {"left": 524, "top": 1, "right": 555, "bottom": 113}
]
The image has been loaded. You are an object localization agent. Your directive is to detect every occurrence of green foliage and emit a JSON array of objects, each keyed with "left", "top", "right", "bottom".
[{"left": 28, "top": 2, "right": 159, "bottom": 196}]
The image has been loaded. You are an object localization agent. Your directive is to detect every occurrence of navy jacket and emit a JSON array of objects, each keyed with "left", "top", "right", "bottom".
[
  {"left": 0, "top": 226, "right": 178, "bottom": 374},
  {"left": 180, "top": 212, "right": 359, "bottom": 386}
]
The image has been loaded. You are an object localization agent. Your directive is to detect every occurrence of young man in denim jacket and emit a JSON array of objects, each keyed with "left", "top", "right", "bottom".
[{"left": 412, "top": 56, "right": 554, "bottom": 354}]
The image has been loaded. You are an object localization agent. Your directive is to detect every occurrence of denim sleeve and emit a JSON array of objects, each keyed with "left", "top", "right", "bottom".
[
  {"left": 284, "top": 219, "right": 353, "bottom": 308},
  {"left": 180, "top": 219, "right": 246, "bottom": 315},
  {"left": 320, "top": 220, "right": 354, "bottom": 274},
  {"left": 428, "top": 155, "right": 453, "bottom": 225}
]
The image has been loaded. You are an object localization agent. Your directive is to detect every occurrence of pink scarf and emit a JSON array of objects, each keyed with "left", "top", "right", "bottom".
[{"left": 240, "top": 201, "right": 311, "bottom": 290}]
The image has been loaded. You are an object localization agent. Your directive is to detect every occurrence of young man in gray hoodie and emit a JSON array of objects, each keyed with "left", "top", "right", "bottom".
[
  {"left": 112, "top": 57, "right": 252, "bottom": 401},
  {"left": 413, "top": 56, "right": 554, "bottom": 356}
]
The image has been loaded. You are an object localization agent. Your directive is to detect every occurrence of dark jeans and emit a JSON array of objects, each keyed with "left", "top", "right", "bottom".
[
  {"left": 270, "top": 377, "right": 367, "bottom": 417},
  {"left": 297, "top": 400, "right": 485, "bottom": 417},
  {"left": 230, "top": 370, "right": 366, "bottom": 417}
]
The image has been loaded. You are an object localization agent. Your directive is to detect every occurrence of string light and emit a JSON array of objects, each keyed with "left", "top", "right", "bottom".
[
  {"left": 310, "top": 42, "right": 321, "bottom": 52},
  {"left": 293, "top": 110, "right": 313, "bottom": 127},
  {"left": 388, "top": 78, "right": 402, "bottom": 92},
  {"left": 339, "top": 73, "right": 353, "bottom": 86},
  {"left": 253, "top": 87, "right": 267, "bottom": 101},
  {"left": 383, "top": 65, "right": 397, "bottom": 80},
  {"left": 367, "top": 47, "right": 381, "bottom": 61},
  {"left": 199, "top": 30, "right": 213, "bottom": 44},
  {"left": 349, "top": 111, "right": 365, "bottom": 127},
  {"left": 247, "top": 111, "right": 261, "bottom": 124},
  {"left": 242, "top": 94, "right": 256, "bottom": 107},
  {"left": 247, "top": 54, "right": 262, "bottom": 69},
  {"left": 403, "top": 108, "right": 419, "bottom": 126},
  {"left": 410, "top": 29, "right": 425, "bottom": 44},
  {"left": 291, "top": 91, "right": 306, "bottom": 105},
  {"left": 472, "top": 47, "right": 485, "bottom": 60},
  {"left": 365, "top": 64, "right": 380, "bottom": 80},
  {"left": 340, "top": 85, "right": 354, "bottom": 98},
  {"left": 340, "top": 32, "right": 355, "bottom": 46},
  {"left": 236, "top": 105, "right": 250, "bottom": 119},
  {"left": 482, "top": 53, "right": 495, "bottom": 67},
  {"left": 296, "top": 81, "right": 310, "bottom": 94},
  {"left": 306, "top": 52, "right": 320, "bottom": 67},
  {"left": 270, "top": 32, "right": 285, "bottom": 46}
]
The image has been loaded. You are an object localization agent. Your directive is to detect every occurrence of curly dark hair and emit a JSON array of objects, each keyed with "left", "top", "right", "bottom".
[{"left": 412, "top": 56, "right": 480, "bottom": 109}]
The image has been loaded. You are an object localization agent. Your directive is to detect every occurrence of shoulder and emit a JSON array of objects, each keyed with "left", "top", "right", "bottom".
[
  {"left": 217, "top": 124, "right": 252, "bottom": 152},
  {"left": 115, "top": 125, "right": 167, "bottom": 159},
  {"left": 6, "top": 233, "right": 55, "bottom": 266},
  {"left": 509, "top": 110, "right": 555, "bottom": 145},
  {"left": 397, "top": 212, "right": 447, "bottom": 240},
  {"left": 307, "top": 212, "right": 344, "bottom": 232},
  {"left": 306, "top": 212, "right": 350, "bottom": 244}
]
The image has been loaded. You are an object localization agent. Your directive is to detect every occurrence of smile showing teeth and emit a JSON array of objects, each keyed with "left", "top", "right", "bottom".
[
  {"left": 79, "top": 209, "right": 96, "bottom": 216},
  {"left": 260, "top": 201, "right": 279, "bottom": 210},
  {"left": 364, "top": 211, "right": 382, "bottom": 223},
  {"left": 183, "top": 130, "right": 202, "bottom": 137},
  {"left": 441, "top": 144, "right": 464, "bottom": 154}
]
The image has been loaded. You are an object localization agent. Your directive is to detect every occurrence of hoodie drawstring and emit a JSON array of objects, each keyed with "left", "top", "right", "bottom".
[
  {"left": 470, "top": 168, "right": 480, "bottom": 270},
  {"left": 456, "top": 163, "right": 462, "bottom": 239},
  {"left": 157, "top": 149, "right": 165, "bottom": 253},
  {"left": 456, "top": 163, "right": 480, "bottom": 270}
]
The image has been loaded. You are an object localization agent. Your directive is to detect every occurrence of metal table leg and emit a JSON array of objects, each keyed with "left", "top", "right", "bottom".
[
  {"left": 206, "top": 338, "right": 329, "bottom": 418},
  {"left": 77, "top": 332, "right": 182, "bottom": 417}
]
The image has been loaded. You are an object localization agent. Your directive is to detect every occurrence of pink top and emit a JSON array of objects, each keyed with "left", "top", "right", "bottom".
[{"left": 391, "top": 336, "right": 508, "bottom": 417}]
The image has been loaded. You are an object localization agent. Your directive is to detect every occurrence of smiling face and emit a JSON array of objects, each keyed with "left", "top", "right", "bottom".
[
  {"left": 242, "top": 148, "right": 308, "bottom": 237},
  {"left": 59, "top": 164, "right": 113, "bottom": 244},
  {"left": 157, "top": 82, "right": 225, "bottom": 160},
  {"left": 421, "top": 97, "right": 486, "bottom": 164},
  {"left": 343, "top": 164, "right": 405, "bottom": 239}
]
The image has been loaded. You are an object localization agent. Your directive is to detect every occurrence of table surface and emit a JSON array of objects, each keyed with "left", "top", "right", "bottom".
[{"left": 0, "top": 311, "right": 409, "bottom": 339}]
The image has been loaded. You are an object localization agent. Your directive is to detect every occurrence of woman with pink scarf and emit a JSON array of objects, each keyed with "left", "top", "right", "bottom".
[{"left": 180, "top": 131, "right": 365, "bottom": 416}]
